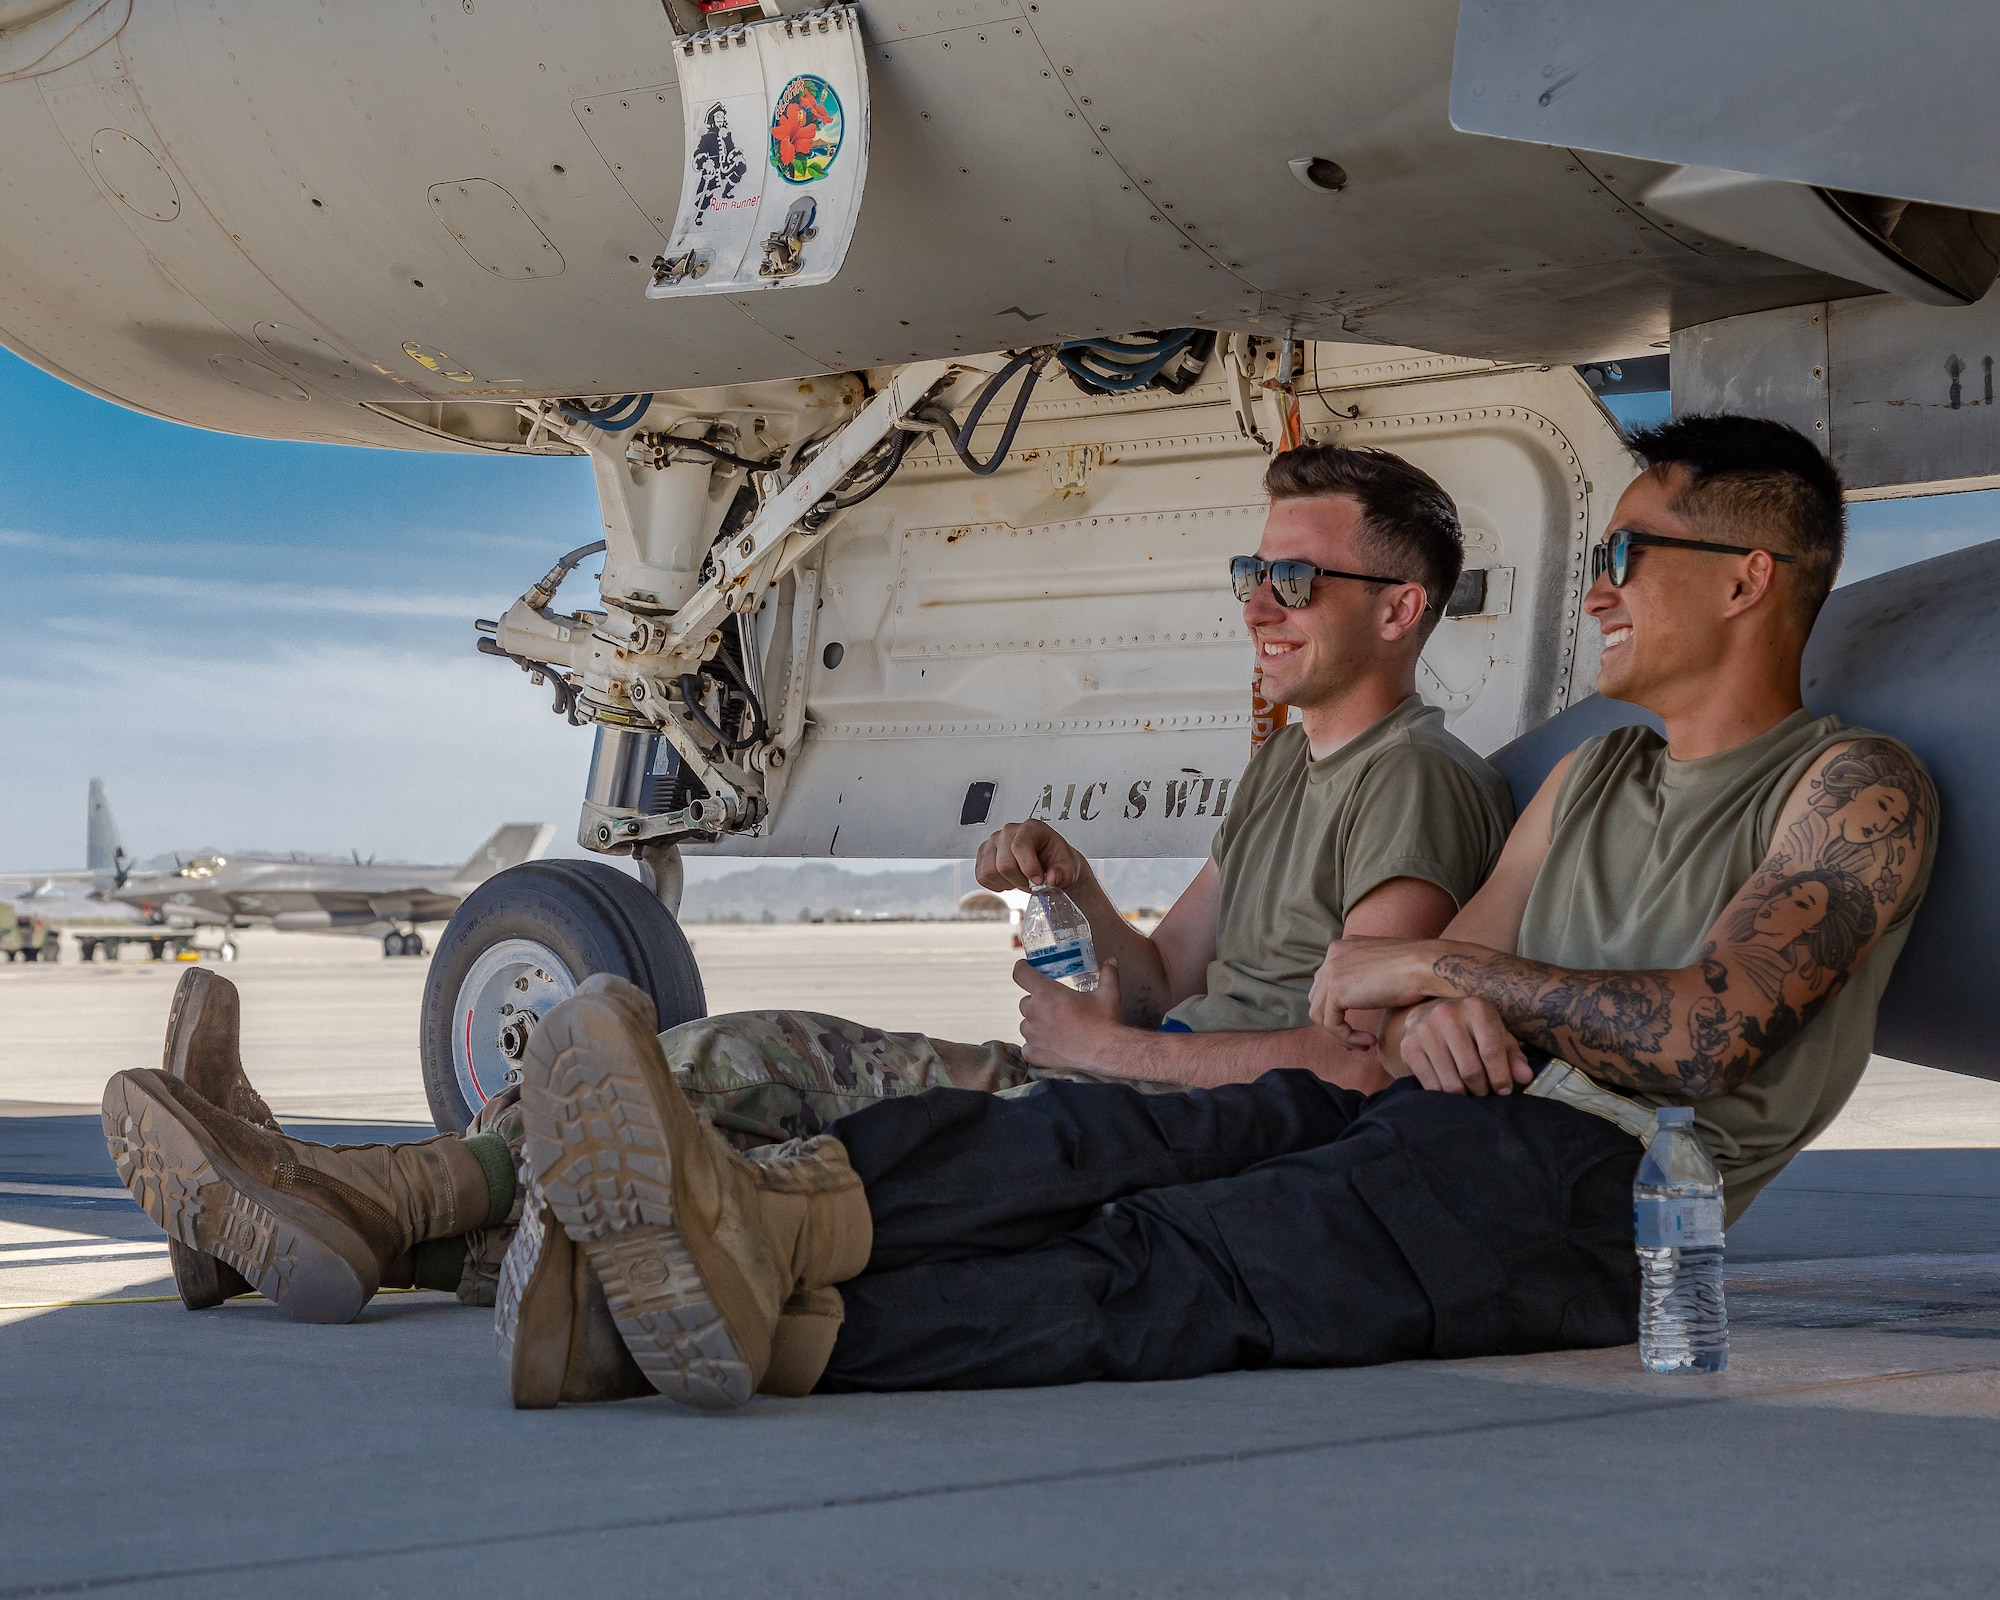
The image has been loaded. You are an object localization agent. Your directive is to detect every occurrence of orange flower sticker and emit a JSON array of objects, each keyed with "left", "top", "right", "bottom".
[
  {"left": 774, "top": 103, "right": 817, "bottom": 168},
  {"left": 769, "top": 74, "right": 843, "bottom": 184}
]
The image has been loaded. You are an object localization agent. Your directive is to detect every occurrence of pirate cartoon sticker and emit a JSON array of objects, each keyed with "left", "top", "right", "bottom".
[
  {"left": 769, "top": 74, "right": 843, "bottom": 184},
  {"left": 690, "top": 102, "right": 750, "bottom": 227}
]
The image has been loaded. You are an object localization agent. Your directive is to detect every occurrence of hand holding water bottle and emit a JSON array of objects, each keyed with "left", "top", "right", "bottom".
[{"left": 976, "top": 820, "right": 1096, "bottom": 897}]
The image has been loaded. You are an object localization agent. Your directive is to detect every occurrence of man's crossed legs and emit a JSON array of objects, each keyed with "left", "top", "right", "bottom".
[
  {"left": 104, "top": 972, "right": 1643, "bottom": 1402},
  {"left": 101, "top": 969, "right": 1035, "bottom": 1322}
]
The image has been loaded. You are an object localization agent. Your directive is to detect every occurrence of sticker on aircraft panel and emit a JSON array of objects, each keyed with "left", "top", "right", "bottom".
[
  {"left": 769, "top": 75, "right": 843, "bottom": 184},
  {"left": 400, "top": 342, "right": 477, "bottom": 384},
  {"left": 647, "top": 5, "right": 869, "bottom": 299}
]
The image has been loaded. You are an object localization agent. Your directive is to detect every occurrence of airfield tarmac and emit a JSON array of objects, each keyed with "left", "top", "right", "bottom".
[{"left": 5, "top": 926, "right": 2000, "bottom": 1596}]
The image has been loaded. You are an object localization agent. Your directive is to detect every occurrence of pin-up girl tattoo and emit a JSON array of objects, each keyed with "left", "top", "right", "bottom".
[
  {"left": 1793, "top": 740, "right": 1927, "bottom": 901},
  {"left": 1723, "top": 866, "right": 1879, "bottom": 1005}
]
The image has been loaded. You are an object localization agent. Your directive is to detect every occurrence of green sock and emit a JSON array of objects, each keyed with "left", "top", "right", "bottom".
[
  {"left": 462, "top": 1130, "right": 518, "bottom": 1228},
  {"left": 410, "top": 1132, "right": 517, "bottom": 1293},
  {"left": 410, "top": 1235, "right": 470, "bottom": 1292}
]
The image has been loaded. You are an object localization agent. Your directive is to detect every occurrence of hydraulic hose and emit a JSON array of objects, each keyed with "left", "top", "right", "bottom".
[
  {"left": 558, "top": 393, "right": 655, "bottom": 433},
  {"left": 677, "top": 671, "right": 768, "bottom": 752},
  {"left": 828, "top": 424, "right": 922, "bottom": 509},
  {"left": 523, "top": 539, "right": 607, "bottom": 610},
  {"left": 941, "top": 349, "right": 1052, "bottom": 476},
  {"left": 665, "top": 434, "right": 770, "bottom": 472}
]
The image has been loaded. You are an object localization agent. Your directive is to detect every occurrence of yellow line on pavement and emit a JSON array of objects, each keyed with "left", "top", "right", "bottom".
[{"left": 0, "top": 1287, "right": 447, "bottom": 1311}]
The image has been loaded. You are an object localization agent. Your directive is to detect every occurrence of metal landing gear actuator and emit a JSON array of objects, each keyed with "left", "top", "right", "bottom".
[
  {"left": 480, "top": 356, "right": 995, "bottom": 866},
  {"left": 428, "top": 352, "right": 1038, "bottom": 1132}
]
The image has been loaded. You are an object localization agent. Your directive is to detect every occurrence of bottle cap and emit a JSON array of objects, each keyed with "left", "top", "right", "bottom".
[{"left": 1654, "top": 1106, "right": 1694, "bottom": 1126}]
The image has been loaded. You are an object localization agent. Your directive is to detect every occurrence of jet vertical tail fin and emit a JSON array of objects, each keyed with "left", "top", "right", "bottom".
[
  {"left": 455, "top": 823, "right": 553, "bottom": 886},
  {"left": 87, "top": 780, "right": 127, "bottom": 884}
]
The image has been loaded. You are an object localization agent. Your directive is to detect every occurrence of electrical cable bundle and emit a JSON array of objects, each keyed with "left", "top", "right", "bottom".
[{"left": 1057, "top": 329, "right": 1213, "bottom": 396}]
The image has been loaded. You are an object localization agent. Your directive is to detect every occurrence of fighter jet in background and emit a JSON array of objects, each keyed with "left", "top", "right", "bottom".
[{"left": 6, "top": 780, "right": 551, "bottom": 959}]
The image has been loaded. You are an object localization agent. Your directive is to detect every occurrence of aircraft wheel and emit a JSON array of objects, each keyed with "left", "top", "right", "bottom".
[
  {"left": 420, "top": 860, "right": 705, "bottom": 1135},
  {"left": 383, "top": 932, "right": 404, "bottom": 958},
  {"left": 406, "top": 932, "right": 425, "bottom": 958}
]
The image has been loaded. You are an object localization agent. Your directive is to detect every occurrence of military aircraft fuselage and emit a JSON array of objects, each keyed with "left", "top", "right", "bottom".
[
  {"left": 116, "top": 856, "right": 474, "bottom": 931},
  {"left": 0, "top": 0, "right": 1860, "bottom": 455}
]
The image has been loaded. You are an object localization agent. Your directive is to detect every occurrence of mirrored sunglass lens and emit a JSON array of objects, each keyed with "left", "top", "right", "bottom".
[
  {"left": 1270, "top": 561, "right": 1315, "bottom": 607},
  {"left": 1610, "top": 532, "right": 1630, "bottom": 586},
  {"left": 1229, "top": 557, "right": 1262, "bottom": 600}
]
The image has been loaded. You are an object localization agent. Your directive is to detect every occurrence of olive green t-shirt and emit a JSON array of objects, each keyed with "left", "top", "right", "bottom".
[
  {"left": 1517, "top": 710, "right": 1936, "bottom": 1222},
  {"left": 1168, "top": 695, "right": 1515, "bottom": 1033}
]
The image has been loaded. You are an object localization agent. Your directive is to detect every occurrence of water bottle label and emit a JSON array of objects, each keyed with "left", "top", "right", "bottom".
[
  {"left": 1634, "top": 1195, "right": 1724, "bottom": 1249},
  {"left": 1025, "top": 939, "right": 1091, "bottom": 980}
]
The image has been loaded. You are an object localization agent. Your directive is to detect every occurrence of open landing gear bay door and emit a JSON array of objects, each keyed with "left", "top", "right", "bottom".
[{"left": 645, "top": 4, "right": 869, "bottom": 298}]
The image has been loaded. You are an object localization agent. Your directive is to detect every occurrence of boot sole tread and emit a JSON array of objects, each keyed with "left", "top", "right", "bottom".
[
  {"left": 525, "top": 1031, "right": 754, "bottom": 1411},
  {"left": 160, "top": 971, "right": 258, "bottom": 1308},
  {"left": 101, "top": 1074, "right": 373, "bottom": 1325},
  {"left": 495, "top": 1184, "right": 568, "bottom": 1409}
]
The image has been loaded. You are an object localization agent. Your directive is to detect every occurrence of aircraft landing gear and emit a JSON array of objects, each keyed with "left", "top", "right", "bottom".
[
  {"left": 383, "top": 930, "right": 428, "bottom": 958},
  {"left": 419, "top": 859, "right": 704, "bottom": 1134}
]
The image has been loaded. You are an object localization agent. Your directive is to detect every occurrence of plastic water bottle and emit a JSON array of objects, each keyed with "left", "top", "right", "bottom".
[
  {"left": 1634, "top": 1106, "right": 1728, "bottom": 1373},
  {"left": 1019, "top": 883, "right": 1099, "bottom": 992}
]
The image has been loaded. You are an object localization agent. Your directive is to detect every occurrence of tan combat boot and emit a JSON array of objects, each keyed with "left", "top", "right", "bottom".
[
  {"left": 102, "top": 1068, "right": 497, "bottom": 1324},
  {"left": 494, "top": 1176, "right": 653, "bottom": 1408},
  {"left": 159, "top": 968, "right": 279, "bottom": 1310},
  {"left": 496, "top": 1179, "right": 852, "bottom": 1407},
  {"left": 516, "top": 975, "right": 872, "bottom": 1410}
]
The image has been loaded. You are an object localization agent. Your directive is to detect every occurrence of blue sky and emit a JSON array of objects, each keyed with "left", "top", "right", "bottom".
[
  {"left": 0, "top": 346, "right": 606, "bottom": 870},
  {"left": 2, "top": 352, "right": 1995, "bottom": 870}
]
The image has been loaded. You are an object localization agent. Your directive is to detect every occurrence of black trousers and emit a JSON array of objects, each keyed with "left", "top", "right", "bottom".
[{"left": 819, "top": 1073, "right": 1641, "bottom": 1391}]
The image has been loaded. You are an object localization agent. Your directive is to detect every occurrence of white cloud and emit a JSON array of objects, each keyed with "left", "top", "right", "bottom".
[
  {"left": 97, "top": 572, "right": 499, "bottom": 620},
  {"left": 0, "top": 637, "right": 595, "bottom": 867}
]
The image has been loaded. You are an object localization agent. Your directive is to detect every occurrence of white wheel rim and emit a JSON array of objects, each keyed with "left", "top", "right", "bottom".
[{"left": 450, "top": 938, "right": 577, "bottom": 1114}]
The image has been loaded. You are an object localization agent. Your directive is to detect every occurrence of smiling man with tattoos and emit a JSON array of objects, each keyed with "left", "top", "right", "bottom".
[
  {"left": 1308, "top": 414, "right": 1935, "bottom": 1226},
  {"left": 278, "top": 413, "right": 1928, "bottom": 1408}
]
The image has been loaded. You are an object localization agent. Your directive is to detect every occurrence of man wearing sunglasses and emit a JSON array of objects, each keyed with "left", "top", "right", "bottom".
[
  {"left": 426, "top": 410, "right": 1932, "bottom": 1410},
  {"left": 1301, "top": 414, "right": 1932, "bottom": 1226},
  {"left": 102, "top": 444, "right": 1516, "bottom": 1352},
  {"left": 979, "top": 445, "right": 1513, "bottom": 1097}
]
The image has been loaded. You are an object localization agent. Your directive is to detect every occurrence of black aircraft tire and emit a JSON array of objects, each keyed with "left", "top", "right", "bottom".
[{"left": 419, "top": 859, "right": 706, "bottom": 1135}]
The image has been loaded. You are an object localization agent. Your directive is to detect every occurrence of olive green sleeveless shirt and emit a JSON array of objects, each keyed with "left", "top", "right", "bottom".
[{"left": 1517, "top": 710, "right": 1936, "bottom": 1222}]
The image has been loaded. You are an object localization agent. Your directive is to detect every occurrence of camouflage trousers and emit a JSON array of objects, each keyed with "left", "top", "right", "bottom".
[
  {"left": 453, "top": 1015, "right": 1029, "bottom": 1304},
  {"left": 663, "top": 1010, "right": 1039, "bottom": 1150},
  {"left": 452, "top": 1010, "right": 1176, "bottom": 1303}
]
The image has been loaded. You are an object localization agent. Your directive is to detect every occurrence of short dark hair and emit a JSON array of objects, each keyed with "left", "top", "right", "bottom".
[
  {"left": 1625, "top": 414, "right": 1846, "bottom": 628},
  {"left": 1262, "top": 445, "right": 1463, "bottom": 634}
]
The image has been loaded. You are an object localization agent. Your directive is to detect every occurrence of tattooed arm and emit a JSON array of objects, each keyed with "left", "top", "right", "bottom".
[{"left": 1318, "top": 737, "right": 1932, "bottom": 1098}]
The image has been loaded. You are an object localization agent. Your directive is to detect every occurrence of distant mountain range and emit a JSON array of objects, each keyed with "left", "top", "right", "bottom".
[{"left": 680, "top": 859, "right": 1207, "bottom": 923}]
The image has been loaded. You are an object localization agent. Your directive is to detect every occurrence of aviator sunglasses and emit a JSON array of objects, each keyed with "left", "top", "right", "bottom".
[
  {"left": 1229, "top": 554, "right": 1425, "bottom": 610},
  {"left": 1591, "top": 526, "right": 1797, "bottom": 587}
]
